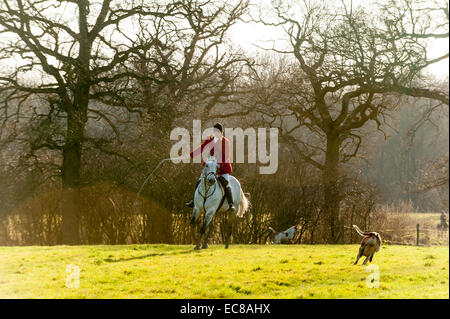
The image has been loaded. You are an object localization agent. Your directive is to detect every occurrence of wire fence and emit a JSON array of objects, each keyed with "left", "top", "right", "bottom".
[{"left": 343, "top": 224, "right": 449, "bottom": 246}]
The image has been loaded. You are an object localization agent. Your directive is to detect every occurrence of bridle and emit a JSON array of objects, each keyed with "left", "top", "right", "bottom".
[
  {"left": 199, "top": 170, "right": 218, "bottom": 201},
  {"left": 197, "top": 160, "right": 225, "bottom": 213},
  {"left": 195, "top": 160, "right": 228, "bottom": 217}
]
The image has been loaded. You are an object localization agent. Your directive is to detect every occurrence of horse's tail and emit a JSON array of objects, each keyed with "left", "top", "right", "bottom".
[{"left": 237, "top": 189, "right": 250, "bottom": 218}]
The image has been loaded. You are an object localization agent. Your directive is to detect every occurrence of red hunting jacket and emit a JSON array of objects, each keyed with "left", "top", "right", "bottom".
[{"left": 189, "top": 136, "right": 232, "bottom": 175}]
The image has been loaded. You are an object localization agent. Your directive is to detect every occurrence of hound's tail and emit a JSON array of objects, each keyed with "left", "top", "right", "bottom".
[
  {"left": 237, "top": 189, "right": 250, "bottom": 218},
  {"left": 268, "top": 226, "right": 277, "bottom": 234},
  {"left": 353, "top": 225, "right": 369, "bottom": 237}
]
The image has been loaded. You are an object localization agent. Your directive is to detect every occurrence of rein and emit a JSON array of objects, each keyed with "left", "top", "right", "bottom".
[
  {"left": 198, "top": 169, "right": 225, "bottom": 214},
  {"left": 199, "top": 172, "right": 217, "bottom": 212},
  {"left": 198, "top": 172, "right": 217, "bottom": 199}
]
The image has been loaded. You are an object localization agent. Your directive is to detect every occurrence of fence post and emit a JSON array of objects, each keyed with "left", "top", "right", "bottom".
[
  {"left": 340, "top": 219, "right": 345, "bottom": 244},
  {"left": 416, "top": 223, "right": 420, "bottom": 246}
]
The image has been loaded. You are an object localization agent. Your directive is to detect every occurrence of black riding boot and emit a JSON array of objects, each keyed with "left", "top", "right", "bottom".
[
  {"left": 218, "top": 176, "right": 235, "bottom": 212},
  {"left": 185, "top": 179, "right": 201, "bottom": 208}
]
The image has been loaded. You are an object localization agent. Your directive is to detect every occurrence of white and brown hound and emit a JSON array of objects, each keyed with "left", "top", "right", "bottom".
[
  {"left": 269, "top": 225, "right": 300, "bottom": 244},
  {"left": 353, "top": 225, "right": 382, "bottom": 265}
]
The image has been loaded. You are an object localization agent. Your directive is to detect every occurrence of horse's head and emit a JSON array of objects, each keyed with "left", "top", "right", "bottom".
[{"left": 202, "top": 156, "right": 218, "bottom": 186}]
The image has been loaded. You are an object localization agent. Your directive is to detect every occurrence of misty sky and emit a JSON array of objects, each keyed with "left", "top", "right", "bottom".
[
  {"left": 0, "top": 0, "right": 448, "bottom": 79},
  {"left": 227, "top": 0, "right": 449, "bottom": 79}
]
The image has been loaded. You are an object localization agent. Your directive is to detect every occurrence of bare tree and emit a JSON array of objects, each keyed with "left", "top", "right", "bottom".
[
  {"left": 0, "top": 0, "right": 249, "bottom": 243},
  {"left": 415, "top": 152, "right": 449, "bottom": 192},
  {"left": 252, "top": 0, "right": 449, "bottom": 241}
]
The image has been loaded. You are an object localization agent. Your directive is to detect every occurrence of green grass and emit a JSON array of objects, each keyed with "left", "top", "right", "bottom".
[{"left": 0, "top": 244, "right": 448, "bottom": 299}]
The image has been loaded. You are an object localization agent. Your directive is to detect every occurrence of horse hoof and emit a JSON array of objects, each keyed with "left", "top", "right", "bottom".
[
  {"left": 201, "top": 244, "right": 208, "bottom": 249},
  {"left": 225, "top": 244, "right": 229, "bottom": 249},
  {"left": 194, "top": 245, "right": 201, "bottom": 250}
]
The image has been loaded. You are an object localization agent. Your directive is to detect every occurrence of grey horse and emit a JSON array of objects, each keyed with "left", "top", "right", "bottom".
[{"left": 190, "top": 157, "right": 250, "bottom": 250}]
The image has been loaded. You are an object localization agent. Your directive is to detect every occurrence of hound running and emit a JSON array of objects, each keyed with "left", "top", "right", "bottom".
[
  {"left": 352, "top": 225, "right": 382, "bottom": 265},
  {"left": 269, "top": 225, "right": 300, "bottom": 244}
]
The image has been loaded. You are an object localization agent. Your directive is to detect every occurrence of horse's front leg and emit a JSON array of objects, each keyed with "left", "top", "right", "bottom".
[
  {"left": 202, "top": 220, "right": 214, "bottom": 249},
  {"left": 190, "top": 206, "right": 200, "bottom": 225},
  {"left": 196, "top": 209, "right": 215, "bottom": 250},
  {"left": 224, "top": 210, "right": 235, "bottom": 249},
  {"left": 190, "top": 207, "right": 203, "bottom": 250},
  {"left": 194, "top": 226, "right": 203, "bottom": 250}
]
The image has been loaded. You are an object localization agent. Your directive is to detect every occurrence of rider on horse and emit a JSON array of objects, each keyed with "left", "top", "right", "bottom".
[
  {"left": 185, "top": 123, "right": 235, "bottom": 213},
  {"left": 440, "top": 210, "right": 448, "bottom": 230}
]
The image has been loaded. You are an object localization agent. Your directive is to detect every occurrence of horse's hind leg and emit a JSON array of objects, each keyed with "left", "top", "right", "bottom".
[
  {"left": 224, "top": 210, "right": 235, "bottom": 249},
  {"left": 202, "top": 220, "right": 214, "bottom": 249}
]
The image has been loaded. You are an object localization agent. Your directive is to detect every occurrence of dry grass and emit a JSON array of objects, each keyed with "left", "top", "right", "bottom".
[{"left": 372, "top": 202, "right": 448, "bottom": 246}]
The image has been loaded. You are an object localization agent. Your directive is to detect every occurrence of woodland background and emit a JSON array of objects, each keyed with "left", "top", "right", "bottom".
[{"left": 0, "top": 0, "right": 448, "bottom": 245}]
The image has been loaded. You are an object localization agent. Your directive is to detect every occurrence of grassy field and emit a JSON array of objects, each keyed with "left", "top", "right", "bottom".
[{"left": 0, "top": 244, "right": 448, "bottom": 299}]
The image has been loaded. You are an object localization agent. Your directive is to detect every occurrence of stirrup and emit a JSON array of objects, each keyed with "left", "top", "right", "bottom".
[{"left": 186, "top": 200, "right": 194, "bottom": 208}]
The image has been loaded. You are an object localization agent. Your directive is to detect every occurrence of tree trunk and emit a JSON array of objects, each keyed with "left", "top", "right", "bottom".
[
  {"left": 60, "top": 2, "right": 91, "bottom": 245},
  {"left": 322, "top": 131, "right": 341, "bottom": 243},
  {"left": 60, "top": 104, "right": 87, "bottom": 244}
]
